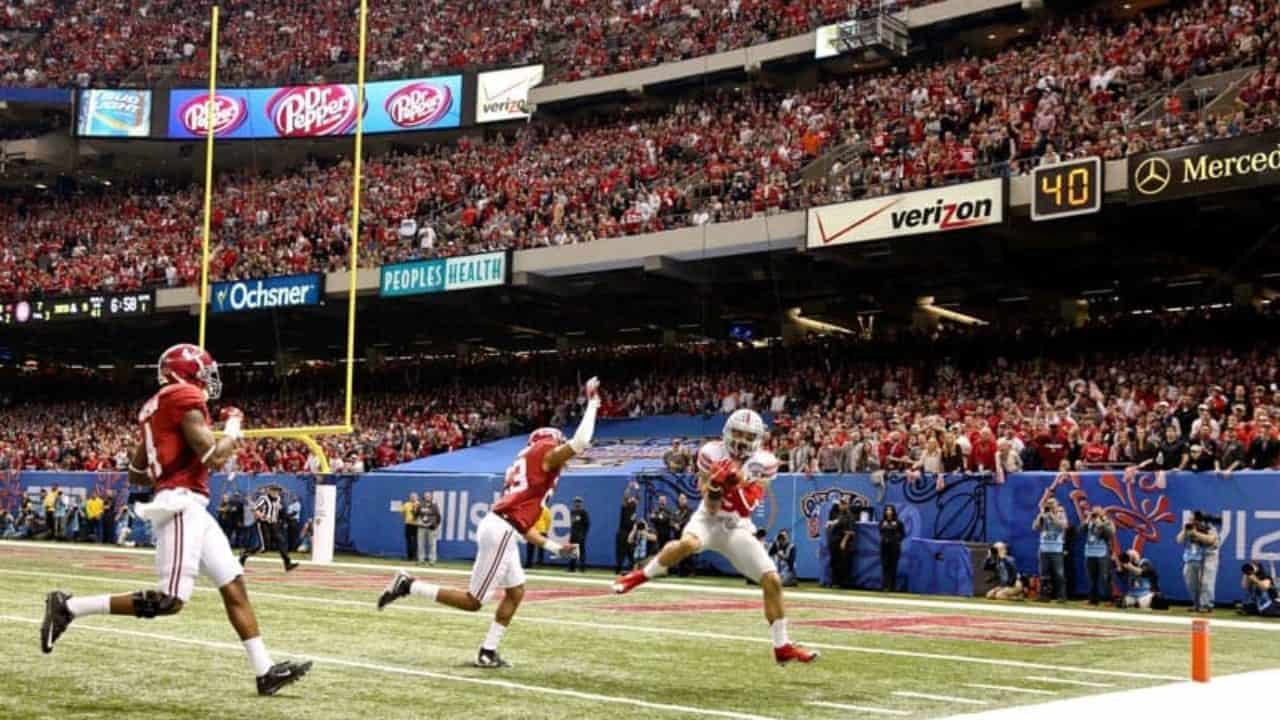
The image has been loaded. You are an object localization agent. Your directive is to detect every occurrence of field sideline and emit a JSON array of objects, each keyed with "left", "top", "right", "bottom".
[{"left": 2, "top": 541, "right": 1277, "bottom": 719}]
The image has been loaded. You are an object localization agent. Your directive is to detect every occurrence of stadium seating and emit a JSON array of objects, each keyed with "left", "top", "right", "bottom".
[
  {"left": 3, "top": 0, "right": 1278, "bottom": 302},
  {"left": 3, "top": 307, "right": 1278, "bottom": 474},
  {"left": 0, "top": 0, "right": 937, "bottom": 88}
]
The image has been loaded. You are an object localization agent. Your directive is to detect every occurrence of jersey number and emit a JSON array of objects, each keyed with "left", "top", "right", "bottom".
[{"left": 504, "top": 457, "right": 529, "bottom": 495}]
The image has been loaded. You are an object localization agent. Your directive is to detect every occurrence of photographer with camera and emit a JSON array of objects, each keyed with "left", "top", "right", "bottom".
[
  {"left": 1032, "top": 497, "right": 1069, "bottom": 602},
  {"left": 769, "top": 530, "right": 798, "bottom": 587},
  {"left": 1177, "top": 511, "right": 1221, "bottom": 613},
  {"left": 1082, "top": 507, "right": 1115, "bottom": 605},
  {"left": 983, "top": 542, "right": 1024, "bottom": 600},
  {"left": 1117, "top": 549, "right": 1165, "bottom": 609},
  {"left": 628, "top": 519, "right": 657, "bottom": 571},
  {"left": 1240, "top": 562, "right": 1280, "bottom": 617}
]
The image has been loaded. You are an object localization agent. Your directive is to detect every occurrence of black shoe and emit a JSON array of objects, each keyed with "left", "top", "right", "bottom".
[
  {"left": 40, "top": 591, "right": 73, "bottom": 654},
  {"left": 474, "top": 648, "right": 511, "bottom": 669},
  {"left": 377, "top": 570, "right": 414, "bottom": 610},
  {"left": 256, "top": 660, "right": 313, "bottom": 696},
  {"left": 239, "top": 554, "right": 248, "bottom": 566},
  {"left": 284, "top": 561, "right": 299, "bottom": 573}
]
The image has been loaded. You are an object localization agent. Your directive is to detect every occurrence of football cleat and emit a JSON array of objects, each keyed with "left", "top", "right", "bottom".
[
  {"left": 377, "top": 570, "right": 414, "bottom": 610},
  {"left": 611, "top": 569, "right": 649, "bottom": 595},
  {"left": 774, "top": 643, "right": 819, "bottom": 666},
  {"left": 40, "top": 591, "right": 74, "bottom": 654},
  {"left": 256, "top": 660, "right": 313, "bottom": 696},
  {"left": 474, "top": 649, "right": 511, "bottom": 669}
]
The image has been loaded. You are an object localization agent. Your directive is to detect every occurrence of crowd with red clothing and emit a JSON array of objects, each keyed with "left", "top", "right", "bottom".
[
  {"left": 3, "top": 306, "right": 1280, "bottom": 477},
  {"left": 1, "top": 0, "right": 930, "bottom": 88}
]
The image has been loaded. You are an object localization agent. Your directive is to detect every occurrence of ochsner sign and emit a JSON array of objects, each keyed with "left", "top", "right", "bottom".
[
  {"left": 210, "top": 274, "right": 322, "bottom": 313},
  {"left": 806, "top": 178, "right": 1005, "bottom": 249},
  {"left": 476, "top": 65, "right": 544, "bottom": 123}
]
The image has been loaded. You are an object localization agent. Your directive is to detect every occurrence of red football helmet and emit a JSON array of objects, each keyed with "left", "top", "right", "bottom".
[
  {"left": 528, "top": 427, "right": 565, "bottom": 446},
  {"left": 157, "top": 343, "right": 222, "bottom": 400}
]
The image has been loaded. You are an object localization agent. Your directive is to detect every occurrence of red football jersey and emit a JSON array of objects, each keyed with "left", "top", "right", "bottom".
[
  {"left": 138, "top": 383, "right": 212, "bottom": 497},
  {"left": 492, "top": 440, "right": 560, "bottom": 534}
]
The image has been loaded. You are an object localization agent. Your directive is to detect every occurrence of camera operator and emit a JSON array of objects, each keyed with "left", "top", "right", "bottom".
[
  {"left": 1240, "top": 562, "right": 1280, "bottom": 617},
  {"left": 1117, "top": 549, "right": 1165, "bottom": 609},
  {"left": 769, "top": 530, "right": 798, "bottom": 587},
  {"left": 1032, "top": 497, "right": 1069, "bottom": 602},
  {"left": 1082, "top": 507, "right": 1115, "bottom": 605},
  {"left": 1177, "top": 511, "right": 1221, "bottom": 613},
  {"left": 628, "top": 519, "right": 657, "bottom": 571},
  {"left": 983, "top": 542, "right": 1024, "bottom": 600}
]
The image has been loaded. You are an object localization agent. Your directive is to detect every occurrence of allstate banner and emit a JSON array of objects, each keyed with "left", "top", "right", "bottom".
[
  {"left": 167, "top": 75, "right": 462, "bottom": 140},
  {"left": 210, "top": 273, "right": 322, "bottom": 313},
  {"left": 76, "top": 89, "right": 152, "bottom": 137},
  {"left": 379, "top": 252, "right": 507, "bottom": 298}
]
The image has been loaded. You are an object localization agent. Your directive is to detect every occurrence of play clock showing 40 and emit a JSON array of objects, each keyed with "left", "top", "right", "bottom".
[{"left": 1031, "top": 157, "right": 1104, "bottom": 222}]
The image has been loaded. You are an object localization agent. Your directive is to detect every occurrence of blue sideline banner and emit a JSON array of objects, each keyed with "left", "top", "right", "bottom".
[{"left": 210, "top": 273, "right": 322, "bottom": 313}]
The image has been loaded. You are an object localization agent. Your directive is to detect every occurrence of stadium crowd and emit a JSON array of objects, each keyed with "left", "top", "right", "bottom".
[
  {"left": 2, "top": 0, "right": 1279, "bottom": 302},
  {"left": 2, "top": 307, "right": 1279, "bottom": 478},
  {"left": 1, "top": 0, "right": 931, "bottom": 88}
]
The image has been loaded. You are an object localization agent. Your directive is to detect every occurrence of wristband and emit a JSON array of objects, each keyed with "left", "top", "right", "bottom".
[
  {"left": 128, "top": 464, "right": 148, "bottom": 475},
  {"left": 224, "top": 417, "right": 243, "bottom": 440},
  {"left": 543, "top": 539, "right": 563, "bottom": 555}
]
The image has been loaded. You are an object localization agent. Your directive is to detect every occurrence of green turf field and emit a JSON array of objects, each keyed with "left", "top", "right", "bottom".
[{"left": 2, "top": 541, "right": 1278, "bottom": 719}]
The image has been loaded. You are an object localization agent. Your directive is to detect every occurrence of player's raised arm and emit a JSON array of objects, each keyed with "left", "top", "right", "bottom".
[
  {"left": 183, "top": 407, "right": 244, "bottom": 469},
  {"left": 542, "top": 377, "right": 601, "bottom": 473}
]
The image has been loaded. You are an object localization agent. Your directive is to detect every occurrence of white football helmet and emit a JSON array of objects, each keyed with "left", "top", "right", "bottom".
[{"left": 723, "top": 409, "right": 766, "bottom": 459}]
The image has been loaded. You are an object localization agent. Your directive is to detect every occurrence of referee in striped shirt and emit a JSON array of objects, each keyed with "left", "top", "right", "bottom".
[{"left": 239, "top": 485, "right": 298, "bottom": 572}]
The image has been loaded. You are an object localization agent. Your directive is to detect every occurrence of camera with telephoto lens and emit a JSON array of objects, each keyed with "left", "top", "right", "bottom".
[{"left": 1242, "top": 562, "right": 1259, "bottom": 577}]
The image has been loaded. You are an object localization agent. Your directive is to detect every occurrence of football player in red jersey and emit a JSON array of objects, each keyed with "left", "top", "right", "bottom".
[
  {"left": 378, "top": 377, "right": 601, "bottom": 668},
  {"left": 39, "top": 344, "right": 312, "bottom": 696},
  {"left": 612, "top": 409, "right": 818, "bottom": 665}
]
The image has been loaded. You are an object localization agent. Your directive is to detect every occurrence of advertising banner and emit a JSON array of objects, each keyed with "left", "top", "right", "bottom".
[
  {"left": 167, "top": 75, "right": 462, "bottom": 140},
  {"left": 76, "top": 89, "right": 152, "bottom": 137},
  {"left": 815, "top": 21, "right": 861, "bottom": 59},
  {"left": 806, "top": 178, "right": 1005, "bottom": 248},
  {"left": 476, "top": 65, "right": 544, "bottom": 123},
  {"left": 379, "top": 252, "right": 507, "bottom": 298},
  {"left": 210, "top": 273, "right": 322, "bottom": 313},
  {"left": 1128, "top": 130, "right": 1280, "bottom": 203}
]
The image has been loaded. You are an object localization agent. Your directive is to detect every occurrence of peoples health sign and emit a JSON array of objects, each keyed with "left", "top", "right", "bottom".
[
  {"left": 210, "top": 274, "right": 322, "bottom": 313},
  {"left": 379, "top": 252, "right": 508, "bottom": 298},
  {"left": 167, "top": 75, "right": 462, "bottom": 140}
]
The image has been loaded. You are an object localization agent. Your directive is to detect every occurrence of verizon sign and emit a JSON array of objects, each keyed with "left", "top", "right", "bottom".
[
  {"left": 476, "top": 65, "right": 544, "bottom": 123},
  {"left": 806, "top": 179, "right": 1005, "bottom": 249}
]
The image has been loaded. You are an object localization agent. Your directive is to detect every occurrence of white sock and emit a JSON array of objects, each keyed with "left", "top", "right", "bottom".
[
  {"left": 642, "top": 558, "right": 668, "bottom": 579},
  {"left": 481, "top": 622, "right": 507, "bottom": 652},
  {"left": 243, "top": 636, "right": 274, "bottom": 677},
  {"left": 770, "top": 619, "right": 789, "bottom": 649},
  {"left": 66, "top": 595, "right": 110, "bottom": 618},
  {"left": 409, "top": 580, "right": 439, "bottom": 602}
]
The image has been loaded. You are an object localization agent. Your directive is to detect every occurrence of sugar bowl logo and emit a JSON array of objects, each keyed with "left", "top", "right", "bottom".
[
  {"left": 801, "top": 488, "right": 871, "bottom": 538},
  {"left": 1041, "top": 469, "right": 1176, "bottom": 556}
]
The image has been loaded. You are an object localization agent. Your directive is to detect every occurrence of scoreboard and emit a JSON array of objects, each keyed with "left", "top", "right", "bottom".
[
  {"left": 1031, "top": 157, "right": 1104, "bottom": 222},
  {"left": 0, "top": 291, "right": 154, "bottom": 325}
]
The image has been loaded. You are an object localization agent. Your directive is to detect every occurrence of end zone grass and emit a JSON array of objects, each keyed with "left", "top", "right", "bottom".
[{"left": 2, "top": 542, "right": 1278, "bottom": 719}]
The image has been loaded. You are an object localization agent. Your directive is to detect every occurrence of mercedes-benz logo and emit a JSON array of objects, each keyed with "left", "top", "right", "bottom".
[{"left": 1134, "top": 157, "right": 1172, "bottom": 196}]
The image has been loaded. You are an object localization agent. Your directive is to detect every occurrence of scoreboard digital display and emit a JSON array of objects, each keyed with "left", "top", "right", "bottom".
[
  {"left": 0, "top": 291, "right": 154, "bottom": 325},
  {"left": 1031, "top": 157, "right": 1104, "bottom": 222}
]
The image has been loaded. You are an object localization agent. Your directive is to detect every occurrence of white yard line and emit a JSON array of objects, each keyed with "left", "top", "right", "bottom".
[
  {"left": 1023, "top": 676, "right": 1114, "bottom": 688},
  {"left": 0, "top": 614, "right": 781, "bottom": 720},
  {"left": 5, "top": 539, "right": 1277, "bottom": 633},
  {"left": 805, "top": 700, "right": 912, "bottom": 716},
  {"left": 0, "top": 567, "right": 1184, "bottom": 682},
  {"left": 962, "top": 683, "right": 1057, "bottom": 696},
  {"left": 893, "top": 692, "right": 989, "bottom": 706}
]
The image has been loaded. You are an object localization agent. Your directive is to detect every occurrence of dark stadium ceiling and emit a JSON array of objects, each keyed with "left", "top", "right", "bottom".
[{"left": 4, "top": 181, "right": 1280, "bottom": 366}]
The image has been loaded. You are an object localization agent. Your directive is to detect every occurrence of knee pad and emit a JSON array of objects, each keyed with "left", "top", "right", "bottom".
[{"left": 132, "top": 590, "right": 180, "bottom": 619}]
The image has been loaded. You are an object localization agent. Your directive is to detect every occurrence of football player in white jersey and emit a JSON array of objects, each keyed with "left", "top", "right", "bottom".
[{"left": 612, "top": 409, "right": 818, "bottom": 664}]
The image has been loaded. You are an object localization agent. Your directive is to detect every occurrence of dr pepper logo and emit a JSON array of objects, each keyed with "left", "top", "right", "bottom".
[
  {"left": 384, "top": 82, "right": 452, "bottom": 129},
  {"left": 266, "top": 84, "right": 359, "bottom": 137},
  {"left": 178, "top": 94, "right": 248, "bottom": 137}
]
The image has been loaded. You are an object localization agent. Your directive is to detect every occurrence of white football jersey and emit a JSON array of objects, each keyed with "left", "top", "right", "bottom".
[{"left": 695, "top": 440, "right": 779, "bottom": 518}]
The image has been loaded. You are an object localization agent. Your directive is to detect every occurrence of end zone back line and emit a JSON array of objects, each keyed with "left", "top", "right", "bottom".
[{"left": 6, "top": 539, "right": 1278, "bottom": 634}]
